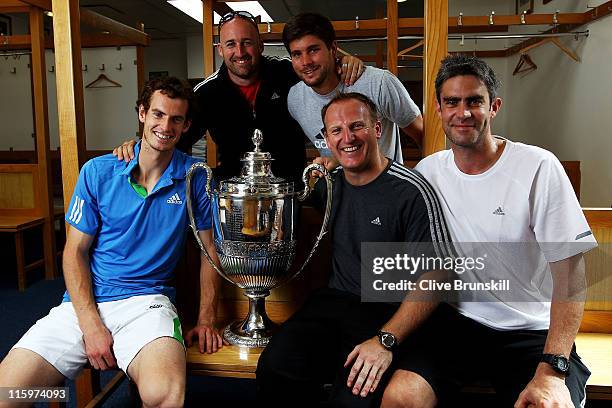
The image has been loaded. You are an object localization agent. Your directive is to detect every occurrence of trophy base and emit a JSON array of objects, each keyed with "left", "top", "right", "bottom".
[
  {"left": 222, "top": 290, "right": 277, "bottom": 348},
  {"left": 222, "top": 320, "right": 278, "bottom": 348}
]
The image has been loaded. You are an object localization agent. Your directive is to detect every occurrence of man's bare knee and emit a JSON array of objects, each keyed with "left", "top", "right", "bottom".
[
  {"left": 381, "top": 370, "right": 437, "bottom": 408},
  {"left": 129, "top": 337, "right": 186, "bottom": 408},
  {"left": 138, "top": 379, "right": 184, "bottom": 408}
]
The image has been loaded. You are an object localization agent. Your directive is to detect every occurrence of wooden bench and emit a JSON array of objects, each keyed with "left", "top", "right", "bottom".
[
  {"left": 0, "top": 215, "right": 46, "bottom": 290},
  {"left": 0, "top": 164, "right": 58, "bottom": 290}
]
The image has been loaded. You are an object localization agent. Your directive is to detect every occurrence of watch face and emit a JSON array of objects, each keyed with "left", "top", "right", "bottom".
[
  {"left": 381, "top": 333, "right": 395, "bottom": 348},
  {"left": 556, "top": 358, "right": 569, "bottom": 372}
]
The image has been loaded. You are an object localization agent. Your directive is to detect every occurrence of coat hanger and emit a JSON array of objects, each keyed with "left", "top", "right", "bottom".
[
  {"left": 85, "top": 73, "right": 122, "bottom": 88},
  {"left": 518, "top": 37, "right": 580, "bottom": 62},
  {"left": 513, "top": 53, "right": 537, "bottom": 76}
]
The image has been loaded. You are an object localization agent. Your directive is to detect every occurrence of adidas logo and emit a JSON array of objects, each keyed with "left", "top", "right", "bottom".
[
  {"left": 167, "top": 193, "right": 183, "bottom": 205},
  {"left": 271, "top": 92, "right": 280, "bottom": 100},
  {"left": 314, "top": 140, "right": 328, "bottom": 149},
  {"left": 149, "top": 304, "right": 163, "bottom": 309},
  {"left": 492, "top": 207, "right": 505, "bottom": 216},
  {"left": 371, "top": 217, "right": 382, "bottom": 226}
]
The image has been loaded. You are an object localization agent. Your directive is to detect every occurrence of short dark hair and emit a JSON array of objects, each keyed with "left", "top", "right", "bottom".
[
  {"left": 435, "top": 54, "right": 501, "bottom": 105},
  {"left": 136, "top": 76, "right": 195, "bottom": 121},
  {"left": 282, "top": 12, "right": 335, "bottom": 54},
  {"left": 321, "top": 92, "right": 379, "bottom": 131}
]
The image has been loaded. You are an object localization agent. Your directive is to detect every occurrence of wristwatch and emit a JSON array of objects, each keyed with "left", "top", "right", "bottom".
[
  {"left": 540, "top": 354, "right": 570, "bottom": 376},
  {"left": 378, "top": 331, "right": 397, "bottom": 351}
]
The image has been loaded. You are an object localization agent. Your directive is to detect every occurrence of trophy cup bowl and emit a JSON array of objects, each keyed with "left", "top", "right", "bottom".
[{"left": 186, "top": 130, "right": 332, "bottom": 347}]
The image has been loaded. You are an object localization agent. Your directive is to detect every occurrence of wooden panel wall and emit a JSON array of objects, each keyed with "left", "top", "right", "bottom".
[{"left": 0, "top": 164, "right": 39, "bottom": 215}]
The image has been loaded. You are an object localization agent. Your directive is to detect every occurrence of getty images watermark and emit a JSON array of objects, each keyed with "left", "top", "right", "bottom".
[{"left": 361, "top": 242, "right": 606, "bottom": 303}]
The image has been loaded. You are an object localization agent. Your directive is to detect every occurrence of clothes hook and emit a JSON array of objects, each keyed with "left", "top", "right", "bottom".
[
  {"left": 99, "top": 63, "right": 105, "bottom": 71},
  {"left": 266, "top": 22, "right": 271, "bottom": 33},
  {"left": 48, "top": 65, "right": 54, "bottom": 72},
  {"left": 355, "top": 16, "right": 359, "bottom": 30},
  {"left": 115, "top": 63, "right": 122, "bottom": 70},
  {"left": 521, "top": 11, "right": 527, "bottom": 24},
  {"left": 460, "top": 34, "right": 465, "bottom": 46},
  {"left": 553, "top": 10, "right": 559, "bottom": 25},
  {"left": 82, "top": 64, "right": 88, "bottom": 72},
  {"left": 489, "top": 11, "right": 495, "bottom": 25},
  {"left": 10, "top": 67, "right": 16, "bottom": 74},
  {"left": 458, "top": 12, "right": 463, "bottom": 26}
]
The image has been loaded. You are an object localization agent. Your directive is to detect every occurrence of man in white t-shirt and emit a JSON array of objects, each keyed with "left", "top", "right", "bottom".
[{"left": 375, "top": 55, "right": 597, "bottom": 408}]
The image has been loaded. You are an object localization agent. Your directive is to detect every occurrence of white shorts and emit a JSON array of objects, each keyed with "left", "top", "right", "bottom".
[{"left": 13, "top": 294, "right": 184, "bottom": 379}]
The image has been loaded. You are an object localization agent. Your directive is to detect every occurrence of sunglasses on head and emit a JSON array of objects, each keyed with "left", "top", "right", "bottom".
[{"left": 219, "top": 10, "right": 257, "bottom": 29}]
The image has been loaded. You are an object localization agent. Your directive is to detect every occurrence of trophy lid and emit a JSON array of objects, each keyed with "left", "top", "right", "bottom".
[{"left": 219, "top": 129, "right": 294, "bottom": 197}]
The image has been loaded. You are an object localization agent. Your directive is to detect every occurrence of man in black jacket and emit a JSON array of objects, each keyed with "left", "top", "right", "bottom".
[{"left": 115, "top": 11, "right": 362, "bottom": 185}]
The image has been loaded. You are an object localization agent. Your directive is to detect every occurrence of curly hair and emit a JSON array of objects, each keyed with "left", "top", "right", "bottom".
[{"left": 135, "top": 76, "right": 195, "bottom": 120}]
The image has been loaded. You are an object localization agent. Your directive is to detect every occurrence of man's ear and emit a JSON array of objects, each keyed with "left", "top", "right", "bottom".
[
  {"left": 330, "top": 40, "right": 338, "bottom": 58},
  {"left": 435, "top": 100, "right": 442, "bottom": 118},
  {"left": 182, "top": 119, "right": 192, "bottom": 134},
  {"left": 216, "top": 43, "right": 223, "bottom": 58},
  {"left": 374, "top": 120, "right": 382, "bottom": 140},
  {"left": 489, "top": 97, "right": 502, "bottom": 119},
  {"left": 138, "top": 105, "right": 146, "bottom": 123}
]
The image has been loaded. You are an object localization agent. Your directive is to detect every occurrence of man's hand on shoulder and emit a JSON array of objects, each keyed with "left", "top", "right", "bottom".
[
  {"left": 514, "top": 363, "right": 573, "bottom": 408},
  {"left": 338, "top": 55, "right": 365, "bottom": 86},
  {"left": 185, "top": 320, "right": 227, "bottom": 354},
  {"left": 81, "top": 321, "right": 117, "bottom": 370},
  {"left": 344, "top": 336, "right": 393, "bottom": 397},
  {"left": 112, "top": 139, "right": 137, "bottom": 162}
]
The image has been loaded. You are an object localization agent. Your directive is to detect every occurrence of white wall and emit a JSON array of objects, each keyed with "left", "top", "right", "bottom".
[
  {"left": 500, "top": 0, "right": 611, "bottom": 206},
  {"left": 145, "top": 38, "right": 188, "bottom": 79},
  {"left": 0, "top": 47, "right": 139, "bottom": 151},
  {"left": 0, "top": 54, "right": 35, "bottom": 150},
  {"left": 47, "top": 47, "right": 139, "bottom": 150},
  {"left": 1, "top": 37, "right": 194, "bottom": 152}
]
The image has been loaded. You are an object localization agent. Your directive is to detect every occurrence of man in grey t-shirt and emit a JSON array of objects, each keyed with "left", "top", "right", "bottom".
[{"left": 282, "top": 12, "right": 423, "bottom": 166}]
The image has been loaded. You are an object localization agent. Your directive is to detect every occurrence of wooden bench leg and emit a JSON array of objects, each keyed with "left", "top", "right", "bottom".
[
  {"left": 14, "top": 230, "right": 26, "bottom": 291},
  {"left": 76, "top": 368, "right": 101, "bottom": 408},
  {"left": 43, "top": 219, "right": 58, "bottom": 280}
]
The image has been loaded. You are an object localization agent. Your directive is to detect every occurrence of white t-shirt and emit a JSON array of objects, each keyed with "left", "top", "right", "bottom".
[
  {"left": 287, "top": 66, "right": 421, "bottom": 163},
  {"left": 416, "top": 138, "right": 597, "bottom": 330}
]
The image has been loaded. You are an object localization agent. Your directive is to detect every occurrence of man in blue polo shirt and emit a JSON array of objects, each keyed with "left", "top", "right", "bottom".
[{"left": 0, "top": 77, "right": 222, "bottom": 408}]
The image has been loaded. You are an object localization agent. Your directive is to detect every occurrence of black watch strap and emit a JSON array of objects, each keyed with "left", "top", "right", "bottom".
[{"left": 540, "top": 354, "right": 570, "bottom": 376}]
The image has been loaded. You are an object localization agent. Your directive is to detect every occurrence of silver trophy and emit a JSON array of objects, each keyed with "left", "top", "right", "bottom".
[{"left": 186, "top": 129, "right": 332, "bottom": 347}]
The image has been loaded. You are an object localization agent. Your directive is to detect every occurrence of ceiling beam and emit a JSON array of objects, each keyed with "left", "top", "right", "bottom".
[
  {"left": 13, "top": 0, "right": 51, "bottom": 11},
  {"left": 0, "top": 6, "right": 31, "bottom": 13},
  {"left": 80, "top": 9, "right": 150, "bottom": 46},
  {"left": 222, "top": 12, "right": 589, "bottom": 39}
]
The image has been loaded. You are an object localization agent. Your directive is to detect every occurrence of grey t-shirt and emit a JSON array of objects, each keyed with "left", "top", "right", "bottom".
[{"left": 287, "top": 66, "right": 421, "bottom": 163}]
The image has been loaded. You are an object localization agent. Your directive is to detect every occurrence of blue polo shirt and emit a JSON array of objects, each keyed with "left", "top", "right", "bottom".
[{"left": 64, "top": 142, "right": 212, "bottom": 303}]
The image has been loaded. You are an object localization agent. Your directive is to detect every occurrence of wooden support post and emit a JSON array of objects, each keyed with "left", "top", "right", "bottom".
[
  {"left": 203, "top": 0, "right": 217, "bottom": 167},
  {"left": 52, "top": 0, "right": 87, "bottom": 214},
  {"left": 136, "top": 22, "right": 145, "bottom": 135},
  {"left": 423, "top": 0, "right": 448, "bottom": 156},
  {"left": 29, "top": 6, "right": 57, "bottom": 280},
  {"left": 386, "top": 0, "right": 398, "bottom": 74}
]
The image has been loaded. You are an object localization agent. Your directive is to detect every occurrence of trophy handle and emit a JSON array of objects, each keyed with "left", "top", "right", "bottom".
[
  {"left": 289, "top": 163, "right": 333, "bottom": 281},
  {"left": 185, "top": 162, "right": 232, "bottom": 283}
]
